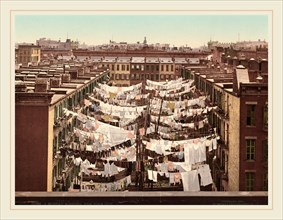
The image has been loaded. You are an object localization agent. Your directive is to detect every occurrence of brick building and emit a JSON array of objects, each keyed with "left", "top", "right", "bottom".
[
  {"left": 16, "top": 44, "right": 41, "bottom": 66},
  {"left": 15, "top": 62, "right": 110, "bottom": 191},
  {"left": 181, "top": 58, "right": 268, "bottom": 191}
]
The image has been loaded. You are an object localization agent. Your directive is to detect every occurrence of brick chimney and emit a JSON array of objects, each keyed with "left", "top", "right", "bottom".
[
  {"left": 61, "top": 73, "right": 71, "bottom": 83},
  {"left": 35, "top": 78, "right": 49, "bottom": 92},
  {"left": 50, "top": 77, "right": 61, "bottom": 88},
  {"left": 15, "top": 83, "right": 27, "bottom": 92},
  {"left": 69, "top": 70, "right": 78, "bottom": 79}
]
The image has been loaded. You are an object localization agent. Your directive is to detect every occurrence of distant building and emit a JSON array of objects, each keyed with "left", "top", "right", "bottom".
[
  {"left": 36, "top": 38, "right": 79, "bottom": 50},
  {"left": 114, "top": 57, "right": 131, "bottom": 86},
  {"left": 159, "top": 57, "right": 175, "bottom": 81},
  {"left": 16, "top": 44, "right": 41, "bottom": 66}
]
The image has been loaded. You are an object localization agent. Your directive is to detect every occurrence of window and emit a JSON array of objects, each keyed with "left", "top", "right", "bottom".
[
  {"left": 127, "top": 65, "right": 129, "bottom": 71},
  {"left": 53, "top": 136, "right": 58, "bottom": 158},
  {"left": 131, "top": 65, "right": 135, "bottom": 70},
  {"left": 156, "top": 74, "right": 159, "bottom": 80},
  {"left": 156, "top": 65, "right": 159, "bottom": 71},
  {"left": 122, "top": 65, "right": 125, "bottom": 71},
  {"left": 246, "top": 172, "right": 255, "bottom": 191},
  {"left": 146, "top": 65, "right": 149, "bottom": 71},
  {"left": 263, "top": 104, "right": 268, "bottom": 130},
  {"left": 166, "top": 65, "right": 169, "bottom": 71},
  {"left": 246, "top": 139, "right": 255, "bottom": 160},
  {"left": 121, "top": 74, "right": 124, "bottom": 80},
  {"left": 262, "top": 139, "right": 268, "bottom": 162},
  {"left": 161, "top": 74, "right": 164, "bottom": 80},
  {"left": 112, "top": 65, "right": 114, "bottom": 71},
  {"left": 141, "top": 65, "right": 144, "bottom": 71},
  {"left": 116, "top": 65, "right": 120, "bottom": 71},
  {"left": 151, "top": 65, "right": 154, "bottom": 72},
  {"left": 263, "top": 173, "right": 268, "bottom": 191},
  {"left": 141, "top": 74, "right": 144, "bottom": 80},
  {"left": 161, "top": 65, "right": 164, "bottom": 71},
  {"left": 247, "top": 105, "right": 256, "bottom": 126},
  {"left": 131, "top": 74, "right": 135, "bottom": 79},
  {"left": 171, "top": 65, "right": 174, "bottom": 71}
]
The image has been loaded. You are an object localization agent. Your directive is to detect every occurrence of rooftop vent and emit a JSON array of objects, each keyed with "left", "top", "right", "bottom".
[
  {"left": 256, "top": 75, "right": 263, "bottom": 83},
  {"left": 236, "top": 65, "right": 245, "bottom": 69}
]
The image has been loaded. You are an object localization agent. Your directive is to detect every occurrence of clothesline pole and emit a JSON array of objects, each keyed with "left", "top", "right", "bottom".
[{"left": 155, "top": 98, "right": 164, "bottom": 134}]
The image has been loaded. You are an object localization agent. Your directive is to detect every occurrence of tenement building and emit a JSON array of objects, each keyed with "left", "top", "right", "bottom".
[
  {"left": 16, "top": 44, "right": 41, "bottom": 67},
  {"left": 181, "top": 57, "right": 268, "bottom": 191},
  {"left": 15, "top": 59, "right": 110, "bottom": 191}
]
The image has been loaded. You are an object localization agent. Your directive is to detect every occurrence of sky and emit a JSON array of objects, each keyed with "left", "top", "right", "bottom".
[{"left": 15, "top": 15, "right": 268, "bottom": 48}]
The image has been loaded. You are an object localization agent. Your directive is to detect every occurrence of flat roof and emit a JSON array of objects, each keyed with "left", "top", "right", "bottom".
[
  {"left": 102, "top": 57, "right": 117, "bottom": 62},
  {"left": 117, "top": 57, "right": 131, "bottom": 63},
  {"left": 50, "top": 94, "right": 66, "bottom": 105},
  {"left": 159, "top": 57, "right": 173, "bottom": 63},
  {"left": 174, "top": 58, "right": 188, "bottom": 64},
  {"left": 146, "top": 57, "right": 159, "bottom": 63},
  {"left": 131, "top": 57, "right": 145, "bottom": 63}
]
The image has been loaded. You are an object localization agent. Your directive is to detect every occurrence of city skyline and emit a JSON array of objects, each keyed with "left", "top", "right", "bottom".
[{"left": 15, "top": 14, "right": 268, "bottom": 48}]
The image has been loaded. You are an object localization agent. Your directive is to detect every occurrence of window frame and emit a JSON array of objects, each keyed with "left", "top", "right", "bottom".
[
  {"left": 246, "top": 139, "right": 256, "bottom": 161},
  {"left": 246, "top": 172, "right": 255, "bottom": 191},
  {"left": 246, "top": 104, "right": 256, "bottom": 126}
]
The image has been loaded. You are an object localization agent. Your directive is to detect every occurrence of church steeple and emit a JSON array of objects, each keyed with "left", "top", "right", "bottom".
[{"left": 143, "top": 36, "right": 147, "bottom": 44}]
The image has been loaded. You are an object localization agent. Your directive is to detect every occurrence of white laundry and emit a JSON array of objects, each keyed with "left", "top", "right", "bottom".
[
  {"left": 74, "top": 157, "right": 82, "bottom": 166},
  {"left": 199, "top": 140, "right": 207, "bottom": 162},
  {"left": 169, "top": 173, "right": 175, "bottom": 184},
  {"left": 212, "top": 138, "right": 217, "bottom": 150},
  {"left": 148, "top": 170, "right": 153, "bottom": 180},
  {"left": 181, "top": 170, "right": 200, "bottom": 192},
  {"left": 198, "top": 164, "right": 213, "bottom": 186},
  {"left": 152, "top": 171, "right": 158, "bottom": 182}
]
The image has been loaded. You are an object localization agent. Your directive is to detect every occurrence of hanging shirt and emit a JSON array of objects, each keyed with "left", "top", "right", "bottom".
[{"left": 181, "top": 170, "right": 200, "bottom": 192}]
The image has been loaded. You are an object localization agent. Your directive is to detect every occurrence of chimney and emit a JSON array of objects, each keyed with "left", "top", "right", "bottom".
[
  {"left": 35, "top": 78, "right": 49, "bottom": 92},
  {"left": 15, "top": 83, "right": 27, "bottom": 92},
  {"left": 62, "top": 73, "right": 71, "bottom": 83},
  {"left": 50, "top": 77, "right": 61, "bottom": 88},
  {"left": 232, "top": 56, "right": 239, "bottom": 67},
  {"left": 248, "top": 58, "right": 259, "bottom": 71},
  {"left": 69, "top": 70, "right": 78, "bottom": 79},
  {"left": 260, "top": 59, "right": 268, "bottom": 73}
]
